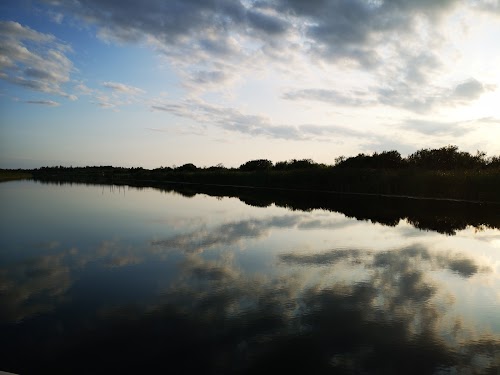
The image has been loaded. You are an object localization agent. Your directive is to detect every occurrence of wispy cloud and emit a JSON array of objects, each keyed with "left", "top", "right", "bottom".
[
  {"left": 400, "top": 119, "right": 471, "bottom": 137},
  {"left": 74, "top": 82, "right": 94, "bottom": 95},
  {"left": 152, "top": 98, "right": 368, "bottom": 141},
  {"left": 42, "top": 0, "right": 500, "bottom": 118},
  {"left": 376, "top": 78, "right": 497, "bottom": 113},
  {"left": 102, "top": 81, "right": 145, "bottom": 95},
  {"left": 283, "top": 88, "right": 376, "bottom": 107},
  {"left": 145, "top": 127, "right": 169, "bottom": 133},
  {"left": 284, "top": 78, "right": 496, "bottom": 114},
  {"left": 25, "top": 100, "right": 60, "bottom": 106},
  {"left": 0, "top": 21, "right": 74, "bottom": 99}
]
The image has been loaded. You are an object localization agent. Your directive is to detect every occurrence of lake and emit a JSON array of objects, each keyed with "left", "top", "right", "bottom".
[{"left": 1, "top": 180, "right": 499, "bottom": 374}]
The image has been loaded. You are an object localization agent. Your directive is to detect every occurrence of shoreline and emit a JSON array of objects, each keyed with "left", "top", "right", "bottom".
[
  {"left": 29, "top": 168, "right": 500, "bottom": 204},
  {"left": 0, "top": 170, "right": 32, "bottom": 182},
  {"left": 29, "top": 176, "right": 500, "bottom": 235}
]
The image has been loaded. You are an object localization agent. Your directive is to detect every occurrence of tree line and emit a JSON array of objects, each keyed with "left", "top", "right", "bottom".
[
  {"left": 168, "top": 145, "right": 500, "bottom": 172},
  {"left": 29, "top": 145, "right": 500, "bottom": 203},
  {"left": 30, "top": 145, "right": 500, "bottom": 173},
  {"left": 237, "top": 146, "right": 499, "bottom": 171}
]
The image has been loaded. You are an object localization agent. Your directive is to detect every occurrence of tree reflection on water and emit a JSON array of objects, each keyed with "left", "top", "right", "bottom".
[{"left": 1, "top": 182, "right": 498, "bottom": 374}]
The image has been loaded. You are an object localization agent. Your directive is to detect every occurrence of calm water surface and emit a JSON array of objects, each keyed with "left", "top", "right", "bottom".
[{"left": 1, "top": 180, "right": 499, "bottom": 374}]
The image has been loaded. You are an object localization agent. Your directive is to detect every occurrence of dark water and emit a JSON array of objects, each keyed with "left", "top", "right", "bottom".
[{"left": 0, "top": 180, "right": 499, "bottom": 374}]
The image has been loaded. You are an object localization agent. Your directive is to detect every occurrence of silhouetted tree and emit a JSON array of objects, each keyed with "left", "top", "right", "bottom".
[
  {"left": 335, "top": 153, "right": 370, "bottom": 168},
  {"left": 206, "top": 163, "right": 226, "bottom": 171},
  {"left": 334, "top": 156, "right": 346, "bottom": 166},
  {"left": 290, "top": 159, "right": 319, "bottom": 169},
  {"left": 239, "top": 159, "right": 273, "bottom": 171},
  {"left": 488, "top": 156, "right": 500, "bottom": 169},
  {"left": 274, "top": 159, "right": 320, "bottom": 170},
  {"left": 407, "top": 145, "right": 484, "bottom": 170},
  {"left": 371, "top": 151, "right": 406, "bottom": 168},
  {"left": 176, "top": 163, "right": 198, "bottom": 172},
  {"left": 335, "top": 151, "right": 405, "bottom": 169}
]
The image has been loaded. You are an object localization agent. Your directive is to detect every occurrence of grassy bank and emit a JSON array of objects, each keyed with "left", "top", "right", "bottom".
[
  {"left": 27, "top": 146, "right": 500, "bottom": 203},
  {"left": 30, "top": 166, "right": 500, "bottom": 203},
  {"left": 151, "top": 168, "right": 500, "bottom": 203},
  {"left": 0, "top": 169, "right": 32, "bottom": 182}
]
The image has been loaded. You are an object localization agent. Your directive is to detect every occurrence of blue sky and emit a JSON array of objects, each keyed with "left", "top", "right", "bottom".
[{"left": 1, "top": 0, "right": 500, "bottom": 169}]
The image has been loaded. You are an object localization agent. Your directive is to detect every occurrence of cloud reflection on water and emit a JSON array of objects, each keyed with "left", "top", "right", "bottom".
[
  {"left": 0, "top": 252, "right": 72, "bottom": 322},
  {"left": 64, "top": 242, "right": 497, "bottom": 374},
  {"left": 1, "top": 208, "right": 499, "bottom": 373},
  {"left": 151, "top": 215, "right": 306, "bottom": 253}
]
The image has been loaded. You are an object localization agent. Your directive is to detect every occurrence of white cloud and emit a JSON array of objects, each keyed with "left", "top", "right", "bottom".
[
  {"left": 93, "top": 94, "right": 117, "bottom": 109},
  {"left": 0, "top": 20, "right": 54, "bottom": 43},
  {"left": 0, "top": 21, "right": 74, "bottom": 99},
  {"left": 285, "top": 77, "right": 496, "bottom": 114},
  {"left": 400, "top": 119, "right": 471, "bottom": 137},
  {"left": 452, "top": 78, "right": 495, "bottom": 100},
  {"left": 152, "top": 98, "right": 375, "bottom": 142},
  {"left": 283, "top": 88, "right": 376, "bottom": 107},
  {"left": 25, "top": 100, "right": 60, "bottom": 106},
  {"left": 102, "top": 81, "right": 145, "bottom": 95},
  {"left": 3, "top": 0, "right": 495, "bottom": 160},
  {"left": 43, "top": 1, "right": 500, "bottom": 111},
  {"left": 74, "top": 82, "right": 94, "bottom": 95}
]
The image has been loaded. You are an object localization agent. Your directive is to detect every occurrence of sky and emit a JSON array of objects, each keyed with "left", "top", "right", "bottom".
[{"left": 1, "top": 0, "right": 500, "bottom": 169}]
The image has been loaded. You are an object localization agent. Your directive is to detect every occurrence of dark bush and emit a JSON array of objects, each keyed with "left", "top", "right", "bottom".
[{"left": 239, "top": 159, "right": 273, "bottom": 171}]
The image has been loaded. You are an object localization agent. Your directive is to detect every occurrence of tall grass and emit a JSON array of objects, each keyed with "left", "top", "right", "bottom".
[
  {"left": 29, "top": 145, "right": 500, "bottom": 202},
  {"left": 0, "top": 169, "right": 32, "bottom": 182}
]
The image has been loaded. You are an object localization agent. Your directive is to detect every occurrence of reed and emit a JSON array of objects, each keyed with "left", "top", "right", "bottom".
[{"left": 0, "top": 169, "right": 32, "bottom": 182}]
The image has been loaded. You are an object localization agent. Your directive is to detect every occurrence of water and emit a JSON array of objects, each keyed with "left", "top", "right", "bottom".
[{"left": 0, "top": 180, "right": 499, "bottom": 374}]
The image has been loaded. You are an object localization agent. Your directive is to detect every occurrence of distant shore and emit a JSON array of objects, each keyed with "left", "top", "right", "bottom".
[
  {"left": 0, "top": 169, "right": 32, "bottom": 182},
  {"left": 27, "top": 165, "right": 500, "bottom": 203},
  {"left": 33, "top": 177, "right": 500, "bottom": 235},
  {"left": 5, "top": 146, "right": 500, "bottom": 203}
]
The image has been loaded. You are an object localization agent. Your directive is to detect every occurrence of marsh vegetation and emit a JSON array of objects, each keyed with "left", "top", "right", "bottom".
[
  {"left": 0, "top": 169, "right": 32, "bottom": 182},
  {"left": 31, "top": 146, "right": 500, "bottom": 202}
]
